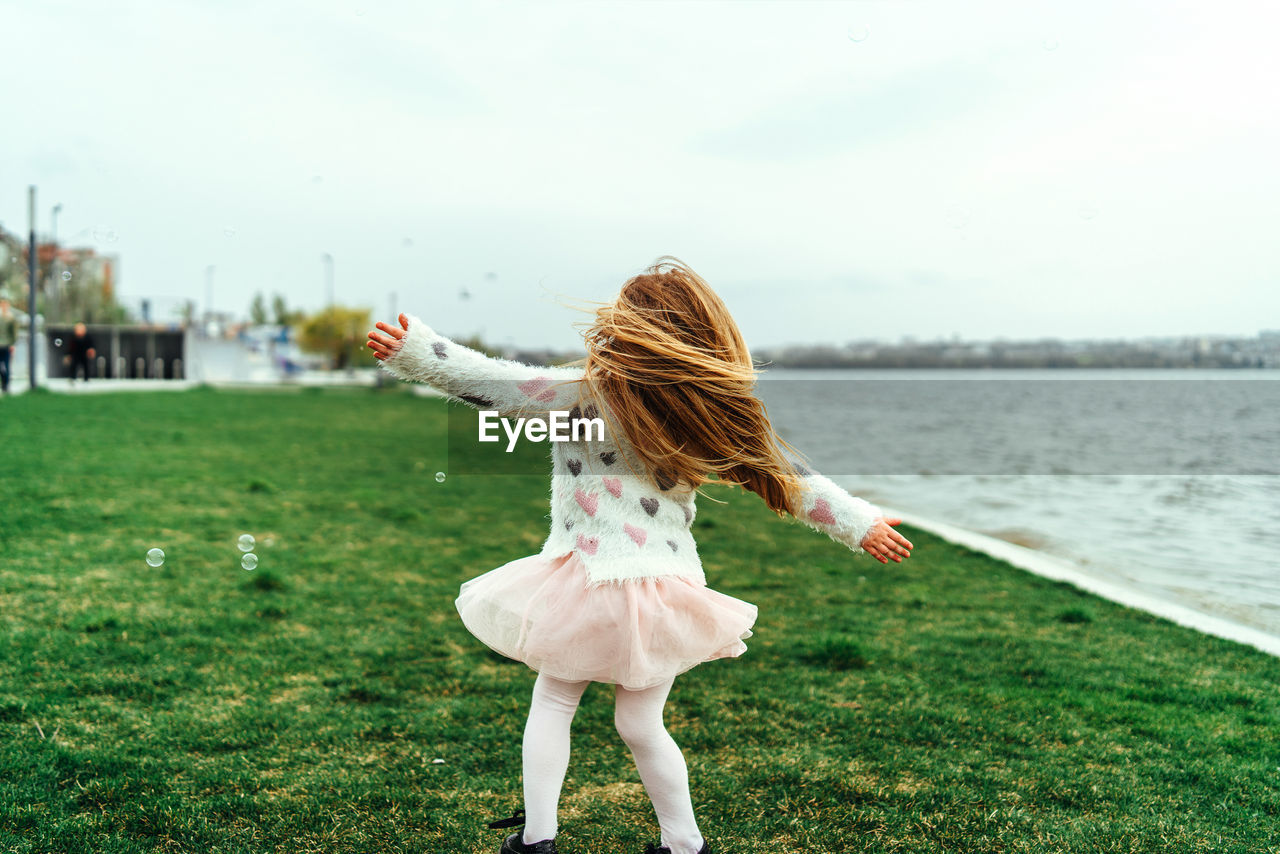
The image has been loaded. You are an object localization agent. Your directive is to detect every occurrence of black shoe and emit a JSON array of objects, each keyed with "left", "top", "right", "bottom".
[
  {"left": 487, "top": 809, "right": 558, "bottom": 854},
  {"left": 643, "top": 842, "right": 710, "bottom": 854},
  {"left": 501, "top": 833, "right": 557, "bottom": 854}
]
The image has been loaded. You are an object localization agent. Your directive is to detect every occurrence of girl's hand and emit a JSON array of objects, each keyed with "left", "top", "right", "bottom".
[
  {"left": 860, "top": 517, "right": 913, "bottom": 564},
  {"left": 367, "top": 313, "right": 411, "bottom": 361}
]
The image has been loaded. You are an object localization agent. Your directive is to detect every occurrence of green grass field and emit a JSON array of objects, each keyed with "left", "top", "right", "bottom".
[{"left": 0, "top": 387, "right": 1277, "bottom": 853}]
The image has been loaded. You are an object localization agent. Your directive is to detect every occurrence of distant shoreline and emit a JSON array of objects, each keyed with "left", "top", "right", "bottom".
[
  {"left": 753, "top": 361, "right": 1279, "bottom": 369},
  {"left": 751, "top": 331, "right": 1280, "bottom": 370},
  {"left": 751, "top": 356, "right": 1278, "bottom": 370}
]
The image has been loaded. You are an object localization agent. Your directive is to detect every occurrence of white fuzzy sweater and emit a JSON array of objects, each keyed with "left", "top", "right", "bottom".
[{"left": 380, "top": 314, "right": 885, "bottom": 586}]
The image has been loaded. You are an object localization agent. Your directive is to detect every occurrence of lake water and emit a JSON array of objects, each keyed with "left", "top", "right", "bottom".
[{"left": 755, "top": 369, "right": 1280, "bottom": 638}]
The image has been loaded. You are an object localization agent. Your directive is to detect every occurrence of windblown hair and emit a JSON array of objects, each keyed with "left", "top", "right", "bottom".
[{"left": 578, "top": 256, "right": 805, "bottom": 517}]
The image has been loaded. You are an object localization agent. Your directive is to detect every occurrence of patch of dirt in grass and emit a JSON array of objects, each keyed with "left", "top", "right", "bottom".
[
  {"left": 385, "top": 571, "right": 428, "bottom": 586},
  {"left": 197, "top": 691, "right": 249, "bottom": 722},
  {"left": 20, "top": 574, "right": 59, "bottom": 589},
  {"left": 562, "top": 781, "right": 647, "bottom": 815},
  {"left": 355, "top": 750, "right": 392, "bottom": 769},
  {"left": 841, "top": 757, "right": 884, "bottom": 797},
  {"left": 893, "top": 771, "right": 932, "bottom": 794},
  {"left": 270, "top": 673, "right": 320, "bottom": 706}
]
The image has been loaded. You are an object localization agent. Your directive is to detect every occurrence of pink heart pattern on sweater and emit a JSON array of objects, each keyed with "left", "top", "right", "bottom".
[
  {"left": 518, "top": 376, "right": 556, "bottom": 402},
  {"left": 519, "top": 376, "right": 549, "bottom": 397},
  {"left": 574, "top": 489, "right": 598, "bottom": 516},
  {"left": 603, "top": 477, "right": 622, "bottom": 498},
  {"left": 575, "top": 534, "right": 599, "bottom": 555},
  {"left": 809, "top": 498, "right": 837, "bottom": 526},
  {"left": 624, "top": 523, "right": 647, "bottom": 547}
]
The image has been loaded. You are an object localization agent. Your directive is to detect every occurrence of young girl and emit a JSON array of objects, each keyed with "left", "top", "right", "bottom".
[{"left": 366, "top": 258, "right": 913, "bottom": 854}]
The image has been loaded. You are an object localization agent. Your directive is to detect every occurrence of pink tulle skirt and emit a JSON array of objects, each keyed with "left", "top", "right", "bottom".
[{"left": 454, "top": 551, "right": 758, "bottom": 690}]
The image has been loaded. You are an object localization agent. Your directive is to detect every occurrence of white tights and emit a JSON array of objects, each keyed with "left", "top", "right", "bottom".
[{"left": 520, "top": 673, "right": 705, "bottom": 854}]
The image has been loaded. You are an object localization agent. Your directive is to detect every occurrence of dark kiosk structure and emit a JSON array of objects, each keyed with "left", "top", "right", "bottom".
[{"left": 45, "top": 324, "right": 187, "bottom": 380}]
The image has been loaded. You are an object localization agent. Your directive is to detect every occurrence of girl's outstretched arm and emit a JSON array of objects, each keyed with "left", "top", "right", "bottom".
[
  {"left": 367, "top": 313, "right": 584, "bottom": 418},
  {"left": 785, "top": 455, "right": 913, "bottom": 565}
]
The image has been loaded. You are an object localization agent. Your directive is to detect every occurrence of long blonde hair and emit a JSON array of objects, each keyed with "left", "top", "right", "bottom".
[{"left": 577, "top": 257, "right": 806, "bottom": 517}]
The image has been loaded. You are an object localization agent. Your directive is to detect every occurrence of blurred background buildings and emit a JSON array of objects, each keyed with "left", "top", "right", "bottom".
[{"left": 2, "top": 221, "right": 1276, "bottom": 379}]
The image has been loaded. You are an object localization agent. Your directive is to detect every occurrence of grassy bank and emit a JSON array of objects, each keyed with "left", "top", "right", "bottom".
[{"left": 0, "top": 387, "right": 1276, "bottom": 853}]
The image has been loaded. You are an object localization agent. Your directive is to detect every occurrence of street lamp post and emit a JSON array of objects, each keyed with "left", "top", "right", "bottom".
[
  {"left": 51, "top": 203, "right": 62, "bottom": 322},
  {"left": 27, "top": 187, "right": 37, "bottom": 390}
]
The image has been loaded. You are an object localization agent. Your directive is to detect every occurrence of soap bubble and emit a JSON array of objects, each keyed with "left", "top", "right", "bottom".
[
  {"left": 431, "top": 758, "right": 445, "bottom": 764},
  {"left": 146, "top": 548, "right": 165, "bottom": 567},
  {"left": 241, "top": 553, "right": 258, "bottom": 571},
  {"left": 1079, "top": 205, "right": 1098, "bottom": 220},
  {"left": 238, "top": 533, "right": 255, "bottom": 552},
  {"left": 435, "top": 471, "right": 446, "bottom": 483},
  {"left": 946, "top": 206, "right": 970, "bottom": 229},
  {"left": 1042, "top": 38, "right": 1060, "bottom": 51},
  {"left": 223, "top": 228, "right": 236, "bottom": 237},
  {"left": 54, "top": 338, "right": 63, "bottom": 346},
  {"left": 61, "top": 270, "right": 72, "bottom": 281},
  {"left": 847, "top": 26, "right": 870, "bottom": 42}
]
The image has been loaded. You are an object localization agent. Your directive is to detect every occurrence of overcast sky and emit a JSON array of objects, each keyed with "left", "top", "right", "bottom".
[{"left": 3, "top": 0, "right": 1277, "bottom": 350}]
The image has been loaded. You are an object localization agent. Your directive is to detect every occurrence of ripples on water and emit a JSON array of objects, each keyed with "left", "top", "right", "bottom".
[{"left": 756, "top": 370, "right": 1280, "bottom": 636}]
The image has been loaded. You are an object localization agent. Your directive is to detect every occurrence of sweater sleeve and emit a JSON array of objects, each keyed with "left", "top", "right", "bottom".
[
  {"left": 785, "top": 453, "right": 884, "bottom": 556},
  {"left": 379, "top": 313, "right": 586, "bottom": 418}
]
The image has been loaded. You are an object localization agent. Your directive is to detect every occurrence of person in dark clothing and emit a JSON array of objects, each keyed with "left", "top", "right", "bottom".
[
  {"left": 68, "top": 322, "right": 96, "bottom": 383},
  {"left": 0, "top": 298, "right": 16, "bottom": 394}
]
